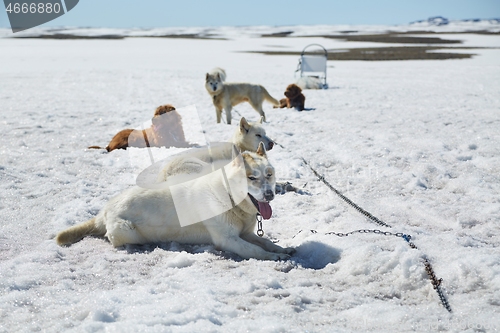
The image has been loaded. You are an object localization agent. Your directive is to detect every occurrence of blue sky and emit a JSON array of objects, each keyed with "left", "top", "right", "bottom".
[{"left": 1, "top": 0, "right": 499, "bottom": 29}]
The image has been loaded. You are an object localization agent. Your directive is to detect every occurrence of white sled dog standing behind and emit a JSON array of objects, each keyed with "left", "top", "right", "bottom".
[
  {"left": 158, "top": 117, "right": 301, "bottom": 195},
  {"left": 56, "top": 143, "right": 294, "bottom": 260},
  {"left": 205, "top": 68, "right": 280, "bottom": 124},
  {"left": 159, "top": 117, "right": 274, "bottom": 180}
]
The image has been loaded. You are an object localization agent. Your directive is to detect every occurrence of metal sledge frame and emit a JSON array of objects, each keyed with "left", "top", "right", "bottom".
[{"left": 295, "top": 44, "right": 328, "bottom": 88}]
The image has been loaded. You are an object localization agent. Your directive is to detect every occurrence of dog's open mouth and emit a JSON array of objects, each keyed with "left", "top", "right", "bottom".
[{"left": 248, "top": 194, "right": 272, "bottom": 220}]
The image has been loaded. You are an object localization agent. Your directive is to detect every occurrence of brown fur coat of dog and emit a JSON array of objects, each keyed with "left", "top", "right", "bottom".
[
  {"left": 274, "top": 84, "right": 305, "bottom": 111},
  {"left": 89, "top": 104, "right": 189, "bottom": 152}
]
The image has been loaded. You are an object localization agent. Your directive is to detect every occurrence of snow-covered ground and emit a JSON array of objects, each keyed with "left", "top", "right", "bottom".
[{"left": 0, "top": 22, "right": 499, "bottom": 332}]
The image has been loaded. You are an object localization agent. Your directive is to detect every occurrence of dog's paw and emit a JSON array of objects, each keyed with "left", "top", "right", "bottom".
[
  {"left": 270, "top": 253, "right": 291, "bottom": 261},
  {"left": 274, "top": 246, "right": 296, "bottom": 255},
  {"left": 276, "top": 181, "right": 308, "bottom": 195}
]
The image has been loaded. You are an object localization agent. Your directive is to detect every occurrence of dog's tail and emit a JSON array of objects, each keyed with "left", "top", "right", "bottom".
[
  {"left": 210, "top": 67, "right": 226, "bottom": 82},
  {"left": 56, "top": 218, "right": 106, "bottom": 246},
  {"left": 87, "top": 145, "right": 110, "bottom": 151},
  {"left": 262, "top": 88, "right": 280, "bottom": 107}
]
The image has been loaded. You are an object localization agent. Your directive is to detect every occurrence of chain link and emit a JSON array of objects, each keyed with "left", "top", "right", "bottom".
[
  {"left": 325, "top": 229, "right": 405, "bottom": 238},
  {"left": 423, "top": 258, "right": 452, "bottom": 312},
  {"left": 293, "top": 228, "right": 406, "bottom": 239},
  {"left": 256, "top": 213, "right": 264, "bottom": 237}
]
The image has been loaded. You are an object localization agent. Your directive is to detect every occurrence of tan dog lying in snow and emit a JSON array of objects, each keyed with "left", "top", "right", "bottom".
[{"left": 88, "top": 104, "right": 189, "bottom": 152}]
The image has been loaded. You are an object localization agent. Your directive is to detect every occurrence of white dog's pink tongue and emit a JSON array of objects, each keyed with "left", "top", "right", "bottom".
[{"left": 258, "top": 202, "right": 272, "bottom": 220}]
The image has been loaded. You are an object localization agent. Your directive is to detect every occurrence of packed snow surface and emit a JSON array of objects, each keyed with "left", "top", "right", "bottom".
[{"left": 0, "top": 23, "right": 499, "bottom": 332}]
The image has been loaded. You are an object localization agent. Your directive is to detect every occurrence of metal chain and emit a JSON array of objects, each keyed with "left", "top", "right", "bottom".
[
  {"left": 292, "top": 228, "right": 452, "bottom": 313},
  {"left": 299, "top": 157, "right": 451, "bottom": 312},
  {"left": 300, "top": 157, "right": 392, "bottom": 228},
  {"left": 256, "top": 213, "right": 264, "bottom": 237},
  {"left": 401, "top": 234, "right": 453, "bottom": 313},
  {"left": 265, "top": 150, "right": 451, "bottom": 312},
  {"left": 326, "top": 229, "right": 404, "bottom": 238},
  {"left": 293, "top": 228, "right": 405, "bottom": 239}
]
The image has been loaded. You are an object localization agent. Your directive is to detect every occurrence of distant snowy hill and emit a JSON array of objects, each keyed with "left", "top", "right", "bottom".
[
  {"left": 1, "top": 17, "right": 499, "bottom": 39},
  {"left": 411, "top": 16, "right": 450, "bottom": 26},
  {"left": 410, "top": 16, "right": 500, "bottom": 28}
]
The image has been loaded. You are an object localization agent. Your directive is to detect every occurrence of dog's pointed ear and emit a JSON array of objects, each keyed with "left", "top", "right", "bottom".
[
  {"left": 206, "top": 73, "right": 209, "bottom": 80},
  {"left": 256, "top": 142, "right": 267, "bottom": 157},
  {"left": 232, "top": 150, "right": 244, "bottom": 168},
  {"left": 239, "top": 117, "right": 250, "bottom": 133},
  {"left": 231, "top": 143, "right": 240, "bottom": 160},
  {"left": 259, "top": 116, "right": 264, "bottom": 124}
]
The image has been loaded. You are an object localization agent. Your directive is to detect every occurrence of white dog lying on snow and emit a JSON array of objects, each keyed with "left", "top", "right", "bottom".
[{"left": 56, "top": 143, "right": 294, "bottom": 260}]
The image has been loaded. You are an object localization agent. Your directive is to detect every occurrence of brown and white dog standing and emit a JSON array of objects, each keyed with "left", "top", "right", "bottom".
[
  {"left": 275, "top": 84, "right": 306, "bottom": 111},
  {"left": 89, "top": 104, "right": 190, "bottom": 152}
]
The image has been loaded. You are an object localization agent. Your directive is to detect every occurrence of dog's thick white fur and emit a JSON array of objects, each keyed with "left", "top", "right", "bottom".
[
  {"left": 296, "top": 76, "right": 326, "bottom": 90},
  {"left": 232, "top": 116, "right": 274, "bottom": 152},
  {"left": 209, "top": 67, "right": 226, "bottom": 82},
  {"left": 158, "top": 117, "right": 274, "bottom": 181},
  {"left": 157, "top": 117, "right": 301, "bottom": 195},
  {"left": 56, "top": 143, "right": 294, "bottom": 260},
  {"left": 205, "top": 68, "right": 280, "bottom": 124}
]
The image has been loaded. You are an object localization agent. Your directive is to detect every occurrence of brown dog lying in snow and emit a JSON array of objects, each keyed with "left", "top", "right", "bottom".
[
  {"left": 274, "top": 84, "right": 305, "bottom": 111},
  {"left": 88, "top": 104, "right": 190, "bottom": 152}
]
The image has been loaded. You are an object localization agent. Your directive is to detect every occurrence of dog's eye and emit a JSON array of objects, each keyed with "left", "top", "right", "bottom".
[
  {"left": 266, "top": 173, "right": 273, "bottom": 179},
  {"left": 248, "top": 176, "right": 257, "bottom": 181},
  {"left": 256, "top": 134, "right": 262, "bottom": 138}
]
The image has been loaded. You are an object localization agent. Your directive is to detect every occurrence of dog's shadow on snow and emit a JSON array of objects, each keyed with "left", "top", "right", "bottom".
[
  {"left": 123, "top": 240, "right": 341, "bottom": 270},
  {"left": 124, "top": 242, "right": 259, "bottom": 263},
  {"left": 123, "top": 241, "right": 250, "bottom": 262},
  {"left": 289, "top": 241, "right": 341, "bottom": 269}
]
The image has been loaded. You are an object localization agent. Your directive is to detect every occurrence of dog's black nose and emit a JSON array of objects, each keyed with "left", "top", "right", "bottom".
[
  {"left": 268, "top": 141, "right": 274, "bottom": 150},
  {"left": 264, "top": 189, "right": 274, "bottom": 201}
]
